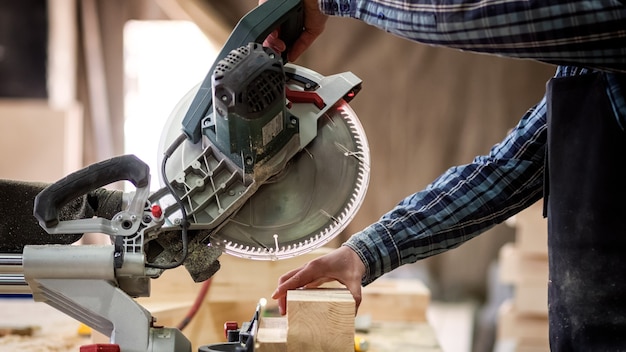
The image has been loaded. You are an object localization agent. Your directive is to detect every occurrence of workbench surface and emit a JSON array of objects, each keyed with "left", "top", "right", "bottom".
[
  {"left": 0, "top": 298, "right": 442, "bottom": 352},
  {"left": 0, "top": 298, "right": 90, "bottom": 351}
]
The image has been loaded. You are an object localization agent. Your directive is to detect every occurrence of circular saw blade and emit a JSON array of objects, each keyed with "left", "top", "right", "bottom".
[
  {"left": 158, "top": 64, "right": 370, "bottom": 260},
  {"left": 214, "top": 101, "right": 369, "bottom": 259}
]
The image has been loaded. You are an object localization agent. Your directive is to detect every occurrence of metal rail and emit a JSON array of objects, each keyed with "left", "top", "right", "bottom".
[{"left": 0, "top": 253, "right": 30, "bottom": 294}]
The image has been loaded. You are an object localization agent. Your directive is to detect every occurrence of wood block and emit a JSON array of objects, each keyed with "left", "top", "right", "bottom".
[
  {"left": 255, "top": 316, "right": 444, "bottom": 352},
  {"left": 515, "top": 202, "right": 548, "bottom": 257},
  {"left": 358, "top": 278, "right": 430, "bottom": 322},
  {"left": 286, "top": 288, "right": 355, "bottom": 352},
  {"left": 363, "top": 321, "right": 442, "bottom": 351},
  {"left": 498, "top": 244, "right": 548, "bottom": 315},
  {"left": 515, "top": 283, "right": 547, "bottom": 316},
  {"left": 499, "top": 243, "right": 548, "bottom": 285},
  {"left": 256, "top": 317, "right": 287, "bottom": 352},
  {"left": 497, "top": 300, "right": 548, "bottom": 348}
]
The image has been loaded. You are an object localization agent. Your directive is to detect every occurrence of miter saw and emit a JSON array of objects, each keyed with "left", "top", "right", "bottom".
[{"left": 0, "top": 0, "right": 369, "bottom": 351}]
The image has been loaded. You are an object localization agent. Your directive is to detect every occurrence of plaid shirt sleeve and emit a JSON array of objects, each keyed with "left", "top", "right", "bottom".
[
  {"left": 319, "top": 0, "right": 626, "bottom": 73},
  {"left": 320, "top": 1, "right": 626, "bottom": 284},
  {"left": 345, "top": 96, "right": 548, "bottom": 285}
]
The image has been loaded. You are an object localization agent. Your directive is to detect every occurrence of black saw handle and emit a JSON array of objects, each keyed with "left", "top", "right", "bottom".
[
  {"left": 181, "top": 0, "right": 304, "bottom": 143},
  {"left": 34, "top": 154, "right": 149, "bottom": 228}
]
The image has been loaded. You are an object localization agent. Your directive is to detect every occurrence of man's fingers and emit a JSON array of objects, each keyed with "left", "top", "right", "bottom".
[
  {"left": 272, "top": 265, "right": 311, "bottom": 299},
  {"left": 265, "top": 30, "right": 286, "bottom": 52},
  {"left": 287, "top": 27, "right": 322, "bottom": 61},
  {"left": 278, "top": 294, "right": 287, "bottom": 315}
]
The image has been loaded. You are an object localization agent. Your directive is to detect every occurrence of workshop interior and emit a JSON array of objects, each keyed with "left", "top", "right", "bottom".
[{"left": 0, "top": 0, "right": 557, "bottom": 351}]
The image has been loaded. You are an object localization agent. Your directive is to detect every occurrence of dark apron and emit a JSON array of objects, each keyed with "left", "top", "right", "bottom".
[{"left": 547, "top": 71, "right": 626, "bottom": 350}]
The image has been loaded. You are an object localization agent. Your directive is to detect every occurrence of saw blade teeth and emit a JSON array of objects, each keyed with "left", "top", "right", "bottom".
[{"left": 210, "top": 88, "right": 370, "bottom": 260}]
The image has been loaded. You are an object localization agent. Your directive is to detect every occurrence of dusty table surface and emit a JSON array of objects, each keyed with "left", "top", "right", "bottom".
[
  {"left": 0, "top": 297, "right": 442, "bottom": 352},
  {"left": 0, "top": 297, "right": 90, "bottom": 351}
]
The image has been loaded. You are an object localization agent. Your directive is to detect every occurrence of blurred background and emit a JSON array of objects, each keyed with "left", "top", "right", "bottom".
[{"left": 0, "top": 0, "right": 555, "bottom": 351}]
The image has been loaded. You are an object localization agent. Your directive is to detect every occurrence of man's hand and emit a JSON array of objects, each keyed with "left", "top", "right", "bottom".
[
  {"left": 271, "top": 245, "right": 366, "bottom": 315},
  {"left": 261, "top": 0, "right": 328, "bottom": 61}
]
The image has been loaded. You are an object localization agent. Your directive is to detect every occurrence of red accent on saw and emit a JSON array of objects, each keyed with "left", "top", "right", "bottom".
[
  {"left": 285, "top": 87, "right": 325, "bottom": 109},
  {"left": 151, "top": 205, "right": 163, "bottom": 219},
  {"left": 80, "top": 344, "right": 121, "bottom": 352},
  {"left": 224, "top": 321, "right": 239, "bottom": 338}
]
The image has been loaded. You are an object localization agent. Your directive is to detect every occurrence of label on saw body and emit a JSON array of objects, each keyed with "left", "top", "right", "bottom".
[{"left": 262, "top": 111, "right": 284, "bottom": 146}]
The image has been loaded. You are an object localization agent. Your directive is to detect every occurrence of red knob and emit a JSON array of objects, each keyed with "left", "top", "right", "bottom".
[
  {"left": 150, "top": 205, "right": 163, "bottom": 219},
  {"left": 80, "top": 344, "right": 121, "bottom": 352},
  {"left": 224, "top": 321, "right": 239, "bottom": 338}
]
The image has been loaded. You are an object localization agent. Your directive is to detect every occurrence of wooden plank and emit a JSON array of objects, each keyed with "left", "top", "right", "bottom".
[
  {"left": 364, "top": 321, "right": 442, "bottom": 352},
  {"left": 497, "top": 300, "right": 548, "bottom": 348},
  {"left": 256, "top": 317, "right": 287, "bottom": 352},
  {"left": 286, "top": 288, "right": 355, "bottom": 352},
  {"left": 499, "top": 243, "right": 548, "bottom": 285},
  {"left": 514, "top": 202, "right": 548, "bottom": 257},
  {"left": 498, "top": 244, "right": 548, "bottom": 315},
  {"left": 359, "top": 278, "right": 430, "bottom": 322},
  {"left": 515, "top": 284, "right": 547, "bottom": 316}
]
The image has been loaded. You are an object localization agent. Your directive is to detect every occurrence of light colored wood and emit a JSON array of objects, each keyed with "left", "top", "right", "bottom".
[
  {"left": 0, "top": 100, "right": 83, "bottom": 182},
  {"left": 499, "top": 243, "right": 548, "bottom": 285},
  {"left": 514, "top": 202, "right": 548, "bottom": 257},
  {"left": 286, "top": 288, "right": 355, "bottom": 352},
  {"left": 499, "top": 243, "right": 548, "bottom": 315},
  {"left": 364, "top": 321, "right": 442, "bottom": 352},
  {"left": 359, "top": 278, "right": 430, "bottom": 322},
  {"left": 515, "top": 283, "right": 547, "bottom": 316},
  {"left": 255, "top": 317, "right": 443, "bottom": 352},
  {"left": 256, "top": 317, "right": 287, "bottom": 352},
  {"left": 496, "top": 202, "right": 550, "bottom": 349},
  {"left": 497, "top": 300, "right": 549, "bottom": 350}
]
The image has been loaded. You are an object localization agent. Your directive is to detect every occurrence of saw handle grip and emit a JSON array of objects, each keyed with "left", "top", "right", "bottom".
[
  {"left": 275, "top": 1, "right": 304, "bottom": 62},
  {"left": 34, "top": 154, "right": 150, "bottom": 228}
]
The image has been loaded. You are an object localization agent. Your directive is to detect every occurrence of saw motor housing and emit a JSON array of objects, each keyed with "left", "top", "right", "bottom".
[{"left": 210, "top": 42, "right": 297, "bottom": 172}]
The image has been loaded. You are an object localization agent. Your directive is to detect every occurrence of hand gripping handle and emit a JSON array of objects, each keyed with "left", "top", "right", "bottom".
[
  {"left": 34, "top": 154, "right": 150, "bottom": 228},
  {"left": 181, "top": 0, "right": 304, "bottom": 143}
]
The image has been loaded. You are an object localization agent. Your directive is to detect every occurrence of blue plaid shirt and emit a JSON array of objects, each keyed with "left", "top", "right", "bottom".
[{"left": 318, "top": 0, "right": 626, "bottom": 285}]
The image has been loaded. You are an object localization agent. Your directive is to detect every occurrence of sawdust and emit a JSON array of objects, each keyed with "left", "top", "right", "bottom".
[
  {"left": 0, "top": 334, "right": 90, "bottom": 352},
  {"left": 0, "top": 299, "right": 92, "bottom": 352}
]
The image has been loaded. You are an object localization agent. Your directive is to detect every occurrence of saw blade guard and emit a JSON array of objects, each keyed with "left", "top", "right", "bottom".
[{"left": 156, "top": 64, "right": 370, "bottom": 260}]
